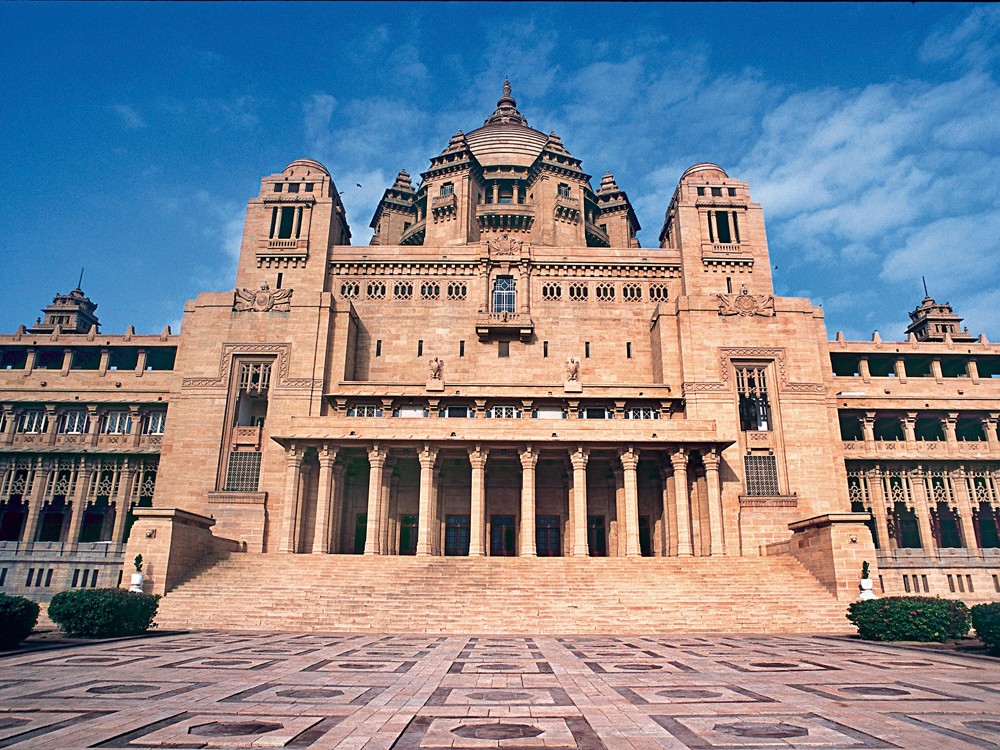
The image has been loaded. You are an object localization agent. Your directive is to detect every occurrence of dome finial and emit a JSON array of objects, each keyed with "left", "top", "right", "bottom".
[{"left": 485, "top": 78, "right": 528, "bottom": 127}]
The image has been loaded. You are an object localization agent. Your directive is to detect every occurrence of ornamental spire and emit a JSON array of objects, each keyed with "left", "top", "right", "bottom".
[{"left": 484, "top": 78, "right": 528, "bottom": 126}]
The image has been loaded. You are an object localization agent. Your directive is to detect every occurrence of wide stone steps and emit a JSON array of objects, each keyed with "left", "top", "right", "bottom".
[{"left": 156, "top": 554, "right": 853, "bottom": 634}]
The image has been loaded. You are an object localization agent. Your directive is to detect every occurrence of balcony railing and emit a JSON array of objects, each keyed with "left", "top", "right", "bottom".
[
  {"left": 475, "top": 311, "right": 535, "bottom": 342},
  {"left": 843, "top": 439, "right": 996, "bottom": 457}
]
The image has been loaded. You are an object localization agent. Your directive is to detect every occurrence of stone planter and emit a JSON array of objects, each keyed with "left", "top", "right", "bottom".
[
  {"left": 858, "top": 577, "right": 876, "bottom": 601},
  {"left": 129, "top": 573, "right": 145, "bottom": 593}
]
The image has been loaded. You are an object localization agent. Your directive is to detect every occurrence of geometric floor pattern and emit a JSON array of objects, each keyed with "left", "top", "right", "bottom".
[{"left": 1, "top": 632, "right": 999, "bottom": 749}]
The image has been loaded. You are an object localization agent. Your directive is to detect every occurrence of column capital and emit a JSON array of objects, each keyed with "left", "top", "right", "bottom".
[
  {"left": 468, "top": 444, "right": 489, "bottom": 469},
  {"left": 418, "top": 444, "right": 439, "bottom": 469},
  {"left": 570, "top": 446, "right": 589, "bottom": 470},
  {"left": 701, "top": 449, "right": 721, "bottom": 471},
  {"left": 670, "top": 449, "right": 688, "bottom": 471},
  {"left": 519, "top": 445, "right": 539, "bottom": 470},
  {"left": 285, "top": 442, "right": 303, "bottom": 464},
  {"left": 367, "top": 443, "right": 387, "bottom": 468},
  {"left": 619, "top": 447, "right": 639, "bottom": 472},
  {"left": 318, "top": 445, "right": 338, "bottom": 468}
]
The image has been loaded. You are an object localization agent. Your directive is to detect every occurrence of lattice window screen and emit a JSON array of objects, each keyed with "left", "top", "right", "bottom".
[
  {"left": 744, "top": 454, "right": 780, "bottom": 496},
  {"left": 224, "top": 451, "right": 261, "bottom": 492}
]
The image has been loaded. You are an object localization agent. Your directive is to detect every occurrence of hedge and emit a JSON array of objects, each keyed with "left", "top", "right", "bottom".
[
  {"left": 971, "top": 603, "right": 1000, "bottom": 651},
  {"left": 0, "top": 593, "right": 40, "bottom": 649},
  {"left": 847, "top": 596, "right": 970, "bottom": 642},
  {"left": 48, "top": 588, "right": 160, "bottom": 638}
]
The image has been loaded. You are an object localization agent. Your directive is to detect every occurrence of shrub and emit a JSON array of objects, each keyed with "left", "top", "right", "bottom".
[
  {"left": 971, "top": 603, "right": 1000, "bottom": 651},
  {"left": 847, "top": 596, "right": 970, "bottom": 642},
  {"left": 0, "top": 593, "right": 40, "bottom": 649},
  {"left": 48, "top": 588, "right": 160, "bottom": 638}
]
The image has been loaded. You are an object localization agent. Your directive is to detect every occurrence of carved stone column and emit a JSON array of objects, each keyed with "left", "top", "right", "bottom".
[
  {"left": 364, "top": 445, "right": 387, "bottom": 555},
  {"left": 311, "top": 446, "right": 338, "bottom": 554},
  {"left": 981, "top": 414, "right": 999, "bottom": 446},
  {"left": 330, "top": 463, "right": 346, "bottom": 553},
  {"left": 862, "top": 412, "right": 876, "bottom": 447},
  {"left": 867, "top": 467, "right": 892, "bottom": 550},
  {"left": 671, "top": 450, "right": 693, "bottom": 556},
  {"left": 952, "top": 468, "right": 979, "bottom": 551},
  {"left": 67, "top": 460, "right": 92, "bottom": 550},
  {"left": 659, "top": 464, "right": 676, "bottom": 556},
  {"left": 379, "top": 458, "right": 395, "bottom": 554},
  {"left": 468, "top": 445, "right": 488, "bottom": 557},
  {"left": 902, "top": 413, "right": 917, "bottom": 443},
  {"left": 910, "top": 467, "right": 938, "bottom": 555},
  {"left": 703, "top": 449, "right": 726, "bottom": 556},
  {"left": 519, "top": 446, "right": 538, "bottom": 556},
  {"left": 22, "top": 459, "right": 50, "bottom": 545},
  {"left": 112, "top": 459, "right": 136, "bottom": 548},
  {"left": 416, "top": 445, "right": 438, "bottom": 556},
  {"left": 620, "top": 448, "right": 641, "bottom": 557},
  {"left": 942, "top": 413, "right": 959, "bottom": 447},
  {"left": 570, "top": 447, "right": 589, "bottom": 556},
  {"left": 279, "top": 444, "right": 303, "bottom": 554}
]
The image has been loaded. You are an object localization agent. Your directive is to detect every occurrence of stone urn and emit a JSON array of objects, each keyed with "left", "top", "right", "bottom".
[
  {"left": 858, "top": 578, "right": 876, "bottom": 601},
  {"left": 129, "top": 573, "right": 145, "bottom": 593}
]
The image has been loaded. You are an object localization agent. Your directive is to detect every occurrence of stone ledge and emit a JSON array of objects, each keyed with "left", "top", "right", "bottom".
[{"left": 788, "top": 512, "right": 872, "bottom": 532}]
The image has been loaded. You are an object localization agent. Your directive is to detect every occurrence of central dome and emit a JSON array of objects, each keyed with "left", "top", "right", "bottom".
[{"left": 464, "top": 80, "right": 548, "bottom": 168}]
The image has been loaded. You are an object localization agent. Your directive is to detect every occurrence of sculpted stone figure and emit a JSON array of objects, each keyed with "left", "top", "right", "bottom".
[
  {"left": 429, "top": 357, "right": 443, "bottom": 380},
  {"left": 234, "top": 282, "right": 293, "bottom": 313},
  {"left": 565, "top": 356, "right": 580, "bottom": 382}
]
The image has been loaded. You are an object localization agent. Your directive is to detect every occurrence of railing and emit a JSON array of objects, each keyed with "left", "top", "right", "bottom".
[
  {"left": 267, "top": 239, "right": 301, "bottom": 249},
  {"left": 842, "top": 439, "right": 995, "bottom": 456},
  {"left": 233, "top": 425, "right": 262, "bottom": 450},
  {"left": 475, "top": 311, "right": 535, "bottom": 342},
  {"left": 400, "top": 219, "right": 426, "bottom": 245},
  {"left": 431, "top": 194, "right": 457, "bottom": 209}
]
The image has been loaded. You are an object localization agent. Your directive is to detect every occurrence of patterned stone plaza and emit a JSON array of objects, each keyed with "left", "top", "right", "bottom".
[{"left": 2, "top": 631, "right": 999, "bottom": 749}]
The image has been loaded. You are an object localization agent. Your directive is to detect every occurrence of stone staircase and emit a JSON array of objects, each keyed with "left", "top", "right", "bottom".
[{"left": 155, "top": 554, "right": 854, "bottom": 634}]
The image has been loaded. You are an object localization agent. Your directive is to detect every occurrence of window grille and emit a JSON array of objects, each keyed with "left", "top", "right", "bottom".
[
  {"left": 394, "top": 282, "right": 413, "bottom": 300},
  {"left": 349, "top": 404, "right": 381, "bottom": 417},
  {"left": 595, "top": 283, "right": 615, "bottom": 302},
  {"left": 101, "top": 412, "right": 132, "bottom": 435},
  {"left": 340, "top": 281, "right": 360, "bottom": 299},
  {"left": 5, "top": 470, "right": 30, "bottom": 497},
  {"left": 625, "top": 407, "right": 658, "bottom": 420},
  {"left": 92, "top": 469, "right": 120, "bottom": 498},
  {"left": 367, "top": 281, "right": 386, "bottom": 299},
  {"left": 541, "top": 283, "right": 562, "bottom": 301},
  {"left": 224, "top": 451, "right": 261, "bottom": 492},
  {"left": 557, "top": 183, "right": 570, "bottom": 197},
  {"left": 649, "top": 284, "right": 669, "bottom": 302},
  {"left": 488, "top": 405, "right": 519, "bottom": 419},
  {"left": 492, "top": 276, "right": 516, "bottom": 314},
  {"left": 16, "top": 411, "right": 47, "bottom": 434},
  {"left": 420, "top": 282, "right": 440, "bottom": 300},
  {"left": 134, "top": 469, "right": 157, "bottom": 499},
  {"left": 238, "top": 362, "right": 271, "bottom": 393},
  {"left": 59, "top": 411, "right": 89, "bottom": 434},
  {"left": 568, "top": 283, "right": 588, "bottom": 301},
  {"left": 447, "top": 282, "right": 467, "bottom": 300},
  {"left": 622, "top": 283, "right": 642, "bottom": 302},
  {"left": 49, "top": 471, "right": 74, "bottom": 497},
  {"left": 736, "top": 365, "right": 772, "bottom": 431},
  {"left": 744, "top": 454, "right": 780, "bottom": 496},
  {"left": 144, "top": 412, "right": 166, "bottom": 435},
  {"left": 440, "top": 182, "right": 454, "bottom": 196}
]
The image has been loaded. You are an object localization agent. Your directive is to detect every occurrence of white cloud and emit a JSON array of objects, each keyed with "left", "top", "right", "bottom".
[{"left": 111, "top": 103, "right": 146, "bottom": 129}]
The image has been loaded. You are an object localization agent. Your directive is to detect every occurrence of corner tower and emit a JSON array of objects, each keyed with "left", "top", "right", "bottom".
[{"left": 234, "top": 158, "right": 351, "bottom": 295}]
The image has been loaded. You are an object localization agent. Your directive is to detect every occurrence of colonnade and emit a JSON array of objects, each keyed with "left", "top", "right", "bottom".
[{"left": 279, "top": 442, "right": 728, "bottom": 558}]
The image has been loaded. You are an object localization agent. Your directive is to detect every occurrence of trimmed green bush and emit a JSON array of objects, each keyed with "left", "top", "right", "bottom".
[
  {"left": 847, "top": 596, "right": 970, "bottom": 642},
  {"left": 0, "top": 593, "right": 40, "bottom": 649},
  {"left": 971, "top": 603, "right": 1000, "bottom": 651},
  {"left": 48, "top": 588, "right": 160, "bottom": 638}
]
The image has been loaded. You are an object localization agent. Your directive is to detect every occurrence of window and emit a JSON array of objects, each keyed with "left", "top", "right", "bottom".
[
  {"left": 557, "top": 183, "right": 570, "bottom": 197},
  {"left": 585, "top": 342, "right": 591, "bottom": 358},
  {"left": 541, "top": 283, "right": 561, "bottom": 301},
  {"left": 727, "top": 187, "right": 736, "bottom": 196},
  {"left": 444, "top": 406, "right": 471, "bottom": 418},
  {"left": 16, "top": 411, "right": 47, "bottom": 434},
  {"left": 417, "top": 340, "right": 423, "bottom": 356},
  {"left": 398, "top": 405, "right": 426, "bottom": 418},
  {"left": 744, "top": 454, "right": 780, "bottom": 496},
  {"left": 696, "top": 187, "right": 705, "bottom": 196},
  {"left": 224, "top": 451, "right": 261, "bottom": 492},
  {"left": 582, "top": 407, "right": 609, "bottom": 420},
  {"left": 621, "top": 283, "right": 641, "bottom": 301},
  {"left": 59, "top": 411, "right": 89, "bottom": 434},
  {"left": 543, "top": 341, "right": 548, "bottom": 358},
  {"left": 626, "top": 342, "right": 632, "bottom": 359},
  {"left": 459, "top": 340, "right": 465, "bottom": 357},
  {"left": 626, "top": 407, "right": 658, "bottom": 420},
  {"left": 144, "top": 412, "right": 166, "bottom": 435},
  {"left": 287, "top": 182, "right": 300, "bottom": 193},
  {"left": 736, "top": 366, "right": 772, "bottom": 431},
  {"left": 440, "top": 182, "right": 454, "bottom": 196},
  {"left": 595, "top": 283, "right": 615, "bottom": 302},
  {"left": 273, "top": 183, "right": 283, "bottom": 192},
  {"left": 304, "top": 183, "right": 314, "bottom": 192},
  {"left": 498, "top": 341, "right": 510, "bottom": 358},
  {"left": 711, "top": 187, "right": 722, "bottom": 197},
  {"left": 375, "top": 340, "right": 382, "bottom": 357},
  {"left": 568, "top": 283, "right": 588, "bottom": 301},
  {"left": 239, "top": 362, "right": 271, "bottom": 393},
  {"left": 420, "top": 282, "right": 440, "bottom": 300},
  {"left": 447, "top": 282, "right": 467, "bottom": 300},
  {"left": 535, "top": 405, "right": 565, "bottom": 420},
  {"left": 340, "top": 281, "right": 360, "bottom": 298},
  {"left": 488, "top": 405, "right": 520, "bottom": 419},
  {"left": 349, "top": 404, "right": 382, "bottom": 417},
  {"left": 393, "top": 282, "right": 413, "bottom": 300},
  {"left": 277, "top": 206, "right": 295, "bottom": 239},
  {"left": 101, "top": 411, "right": 132, "bottom": 435},
  {"left": 492, "top": 276, "right": 516, "bottom": 314},
  {"left": 367, "top": 282, "right": 386, "bottom": 299}
]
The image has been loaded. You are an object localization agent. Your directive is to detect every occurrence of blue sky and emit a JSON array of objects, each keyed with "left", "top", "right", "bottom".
[{"left": 1, "top": 3, "right": 997, "bottom": 341}]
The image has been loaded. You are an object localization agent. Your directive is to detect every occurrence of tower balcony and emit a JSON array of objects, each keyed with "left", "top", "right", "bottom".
[
  {"left": 584, "top": 221, "right": 610, "bottom": 247},
  {"left": 477, "top": 202, "right": 534, "bottom": 232},
  {"left": 400, "top": 219, "right": 426, "bottom": 245},
  {"left": 475, "top": 311, "right": 535, "bottom": 342}
]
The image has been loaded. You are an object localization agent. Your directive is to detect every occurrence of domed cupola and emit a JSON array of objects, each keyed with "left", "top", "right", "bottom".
[{"left": 484, "top": 79, "right": 528, "bottom": 127}]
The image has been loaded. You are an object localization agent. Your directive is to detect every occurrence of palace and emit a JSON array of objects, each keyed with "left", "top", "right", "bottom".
[{"left": 1, "top": 83, "right": 997, "bottom": 632}]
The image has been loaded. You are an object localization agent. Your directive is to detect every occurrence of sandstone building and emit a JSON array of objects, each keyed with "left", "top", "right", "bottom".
[{"left": 1, "top": 83, "right": 997, "bottom": 631}]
